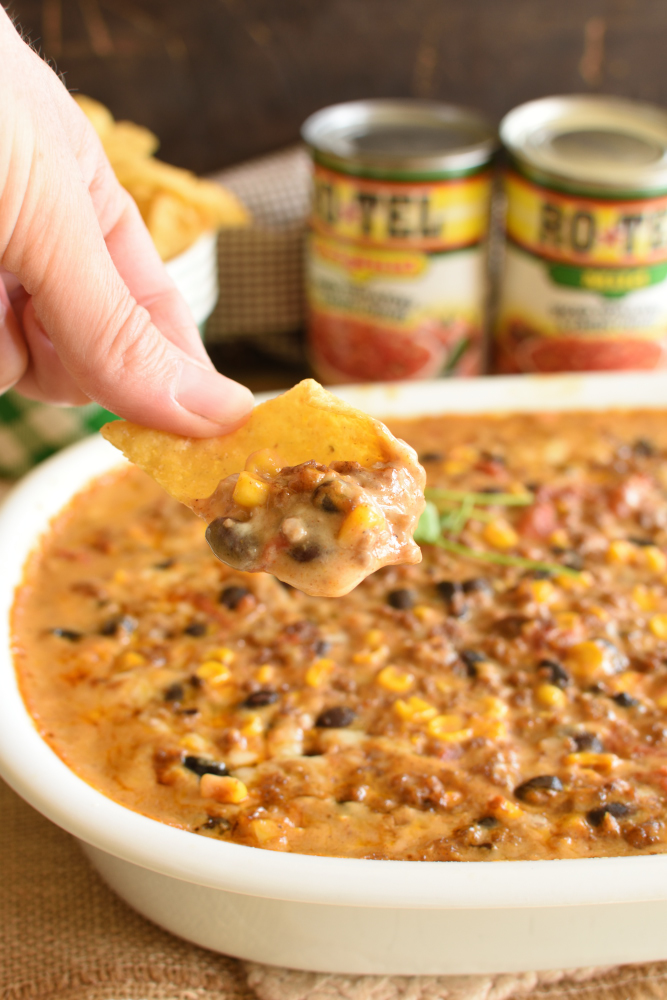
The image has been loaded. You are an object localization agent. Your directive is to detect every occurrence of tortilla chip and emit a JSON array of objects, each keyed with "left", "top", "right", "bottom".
[{"left": 101, "top": 380, "right": 401, "bottom": 506}]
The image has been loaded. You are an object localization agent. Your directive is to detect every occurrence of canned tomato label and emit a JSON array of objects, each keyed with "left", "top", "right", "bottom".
[
  {"left": 497, "top": 96, "right": 667, "bottom": 373},
  {"left": 302, "top": 101, "right": 496, "bottom": 382}
]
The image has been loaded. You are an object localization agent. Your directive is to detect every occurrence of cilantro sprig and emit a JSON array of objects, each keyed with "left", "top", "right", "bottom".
[{"left": 414, "top": 494, "right": 580, "bottom": 579}]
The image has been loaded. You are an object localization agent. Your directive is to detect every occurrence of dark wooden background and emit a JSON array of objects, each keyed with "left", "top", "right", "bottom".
[{"left": 6, "top": 0, "right": 667, "bottom": 174}]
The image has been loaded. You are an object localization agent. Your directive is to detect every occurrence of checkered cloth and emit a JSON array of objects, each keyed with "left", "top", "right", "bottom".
[
  {"left": 0, "top": 145, "right": 311, "bottom": 480},
  {"left": 207, "top": 145, "right": 310, "bottom": 364}
]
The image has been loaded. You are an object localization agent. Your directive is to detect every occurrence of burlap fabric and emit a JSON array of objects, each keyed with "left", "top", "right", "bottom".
[{"left": 4, "top": 777, "right": 667, "bottom": 1000}]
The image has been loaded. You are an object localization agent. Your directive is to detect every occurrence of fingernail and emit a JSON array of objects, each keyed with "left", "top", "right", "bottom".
[{"left": 176, "top": 362, "right": 254, "bottom": 430}]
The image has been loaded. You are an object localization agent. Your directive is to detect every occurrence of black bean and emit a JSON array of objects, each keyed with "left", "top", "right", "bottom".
[
  {"left": 288, "top": 542, "right": 322, "bottom": 563},
  {"left": 183, "top": 755, "right": 228, "bottom": 778},
  {"left": 206, "top": 518, "right": 259, "bottom": 566},
  {"left": 633, "top": 438, "right": 656, "bottom": 457},
  {"left": 476, "top": 815, "right": 499, "bottom": 828},
  {"left": 527, "top": 568, "right": 554, "bottom": 580},
  {"left": 219, "top": 585, "right": 250, "bottom": 609},
  {"left": 244, "top": 688, "right": 279, "bottom": 707},
  {"left": 627, "top": 537, "right": 654, "bottom": 547},
  {"left": 494, "top": 615, "right": 529, "bottom": 638},
  {"left": 315, "top": 706, "right": 356, "bottom": 728},
  {"left": 587, "top": 802, "right": 631, "bottom": 826},
  {"left": 539, "top": 658, "right": 570, "bottom": 689},
  {"left": 388, "top": 588, "right": 416, "bottom": 610},
  {"left": 312, "top": 480, "right": 350, "bottom": 513},
  {"left": 51, "top": 628, "right": 82, "bottom": 641},
  {"left": 436, "top": 580, "right": 468, "bottom": 618},
  {"left": 460, "top": 649, "right": 486, "bottom": 678},
  {"left": 481, "top": 450, "right": 506, "bottom": 465},
  {"left": 154, "top": 558, "right": 175, "bottom": 569},
  {"left": 180, "top": 708, "right": 199, "bottom": 716},
  {"left": 315, "top": 639, "right": 331, "bottom": 656},
  {"left": 99, "top": 614, "right": 136, "bottom": 636},
  {"left": 462, "top": 577, "right": 492, "bottom": 596},
  {"left": 573, "top": 732, "right": 604, "bottom": 753},
  {"left": 201, "top": 815, "right": 231, "bottom": 831},
  {"left": 514, "top": 775, "right": 563, "bottom": 802},
  {"left": 419, "top": 452, "right": 444, "bottom": 463},
  {"left": 436, "top": 580, "right": 460, "bottom": 601},
  {"left": 551, "top": 547, "right": 584, "bottom": 571},
  {"left": 164, "top": 682, "right": 184, "bottom": 702},
  {"left": 612, "top": 692, "right": 639, "bottom": 708},
  {"left": 184, "top": 622, "right": 207, "bottom": 637}
]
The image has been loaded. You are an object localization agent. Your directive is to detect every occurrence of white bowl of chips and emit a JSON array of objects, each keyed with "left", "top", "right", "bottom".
[
  {"left": 75, "top": 95, "right": 248, "bottom": 330},
  {"left": 165, "top": 230, "right": 219, "bottom": 331}
]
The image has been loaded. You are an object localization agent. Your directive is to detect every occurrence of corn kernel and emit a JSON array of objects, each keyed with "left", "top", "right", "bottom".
[
  {"left": 241, "top": 714, "right": 264, "bottom": 737},
  {"left": 112, "top": 568, "right": 129, "bottom": 584},
  {"left": 645, "top": 546, "right": 667, "bottom": 574},
  {"left": 479, "top": 695, "right": 508, "bottom": 719},
  {"left": 650, "top": 614, "right": 667, "bottom": 639},
  {"left": 208, "top": 646, "right": 235, "bottom": 665},
  {"left": 557, "top": 571, "right": 593, "bottom": 592},
  {"left": 364, "top": 629, "right": 385, "bottom": 649},
  {"left": 338, "top": 504, "right": 386, "bottom": 545},
  {"left": 549, "top": 529, "right": 570, "bottom": 548},
  {"left": 528, "top": 580, "right": 556, "bottom": 604},
  {"left": 565, "top": 640, "right": 607, "bottom": 682},
  {"left": 633, "top": 585, "right": 657, "bottom": 611},
  {"left": 428, "top": 714, "right": 472, "bottom": 742},
  {"left": 377, "top": 665, "right": 414, "bottom": 693},
  {"left": 196, "top": 661, "right": 232, "bottom": 684},
  {"left": 588, "top": 605, "right": 610, "bottom": 622},
  {"left": 536, "top": 683, "right": 568, "bottom": 709},
  {"left": 607, "top": 539, "right": 634, "bottom": 564},
  {"left": 559, "top": 814, "right": 589, "bottom": 834},
  {"left": 611, "top": 670, "right": 641, "bottom": 694},
  {"left": 554, "top": 611, "right": 581, "bottom": 631},
  {"left": 413, "top": 604, "right": 438, "bottom": 624},
  {"left": 394, "top": 696, "right": 437, "bottom": 723},
  {"left": 180, "top": 733, "right": 210, "bottom": 753},
  {"left": 305, "top": 657, "right": 335, "bottom": 687},
  {"left": 490, "top": 796, "right": 523, "bottom": 821},
  {"left": 443, "top": 446, "right": 478, "bottom": 476},
  {"left": 256, "top": 664, "right": 275, "bottom": 684},
  {"left": 117, "top": 650, "right": 146, "bottom": 670},
  {"left": 656, "top": 693, "right": 667, "bottom": 710},
  {"left": 199, "top": 774, "right": 248, "bottom": 803},
  {"left": 250, "top": 818, "right": 281, "bottom": 843},
  {"left": 483, "top": 519, "right": 518, "bottom": 550},
  {"left": 232, "top": 471, "right": 270, "bottom": 508},
  {"left": 564, "top": 752, "right": 619, "bottom": 772},
  {"left": 472, "top": 718, "right": 508, "bottom": 740},
  {"left": 352, "top": 645, "right": 389, "bottom": 667},
  {"left": 244, "top": 448, "right": 281, "bottom": 478}
]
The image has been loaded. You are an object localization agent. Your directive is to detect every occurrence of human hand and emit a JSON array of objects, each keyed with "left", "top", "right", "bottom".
[{"left": 0, "top": 9, "right": 253, "bottom": 435}]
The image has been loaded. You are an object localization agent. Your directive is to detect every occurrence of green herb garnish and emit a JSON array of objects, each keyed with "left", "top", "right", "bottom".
[
  {"left": 426, "top": 488, "right": 534, "bottom": 506},
  {"left": 434, "top": 537, "right": 581, "bottom": 579},
  {"left": 414, "top": 498, "right": 580, "bottom": 579}
]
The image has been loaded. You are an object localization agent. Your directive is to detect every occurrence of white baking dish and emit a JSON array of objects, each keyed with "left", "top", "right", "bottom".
[{"left": 3, "top": 371, "right": 667, "bottom": 975}]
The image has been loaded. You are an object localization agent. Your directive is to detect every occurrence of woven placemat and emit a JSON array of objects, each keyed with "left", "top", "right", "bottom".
[{"left": 3, "top": 776, "right": 667, "bottom": 1000}]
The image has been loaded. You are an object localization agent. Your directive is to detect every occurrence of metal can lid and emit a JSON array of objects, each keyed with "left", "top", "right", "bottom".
[
  {"left": 302, "top": 99, "right": 496, "bottom": 176},
  {"left": 501, "top": 95, "right": 667, "bottom": 193}
]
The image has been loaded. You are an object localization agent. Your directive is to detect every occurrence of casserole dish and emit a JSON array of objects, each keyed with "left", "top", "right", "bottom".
[{"left": 3, "top": 372, "right": 667, "bottom": 975}]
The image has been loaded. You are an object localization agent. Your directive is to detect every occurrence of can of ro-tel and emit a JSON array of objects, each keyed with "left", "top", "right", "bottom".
[
  {"left": 496, "top": 95, "right": 667, "bottom": 373},
  {"left": 301, "top": 100, "right": 496, "bottom": 382}
]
